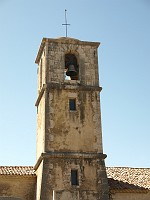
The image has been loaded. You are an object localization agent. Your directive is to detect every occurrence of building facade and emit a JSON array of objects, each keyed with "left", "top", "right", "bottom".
[
  {"left": 0, "top": 37, "right": 149, "bottom": 200},
  {"left": 34, "top": 37, "right": 109, "bottom": 200}
]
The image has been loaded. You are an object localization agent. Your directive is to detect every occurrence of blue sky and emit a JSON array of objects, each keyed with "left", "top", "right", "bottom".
[{"left": 0, "top": 0, "right": 149, "bottom": 167}]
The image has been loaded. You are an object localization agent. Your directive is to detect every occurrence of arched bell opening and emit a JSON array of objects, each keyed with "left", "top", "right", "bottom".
[{"left": 64, "top": 53, "right": 79, "bottom": 80}]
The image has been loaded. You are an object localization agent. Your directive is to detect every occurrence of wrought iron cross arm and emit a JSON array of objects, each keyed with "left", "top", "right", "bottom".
[{"left": 62, "top": 9, "right": 70, "bottom": 37}]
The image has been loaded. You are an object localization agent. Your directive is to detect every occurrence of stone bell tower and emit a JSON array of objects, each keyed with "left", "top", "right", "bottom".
[{"left": 34, "top": 37, "right": 109, "bottom": 200}]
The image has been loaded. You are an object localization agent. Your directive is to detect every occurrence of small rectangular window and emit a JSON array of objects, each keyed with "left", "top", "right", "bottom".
[
  {"left": 71, "top": 170, "right": 78, "bottom": 186},
  {"left": 69, "top": 99, "right": 76, "bottom": 111}
]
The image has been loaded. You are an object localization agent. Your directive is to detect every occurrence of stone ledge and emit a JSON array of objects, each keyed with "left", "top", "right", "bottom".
[
  {"left": 34, "top": 152, "right": 107, "bottom": 171},
  {"left": 47, "top": 82, "right": 102, "bottom": 91},
  {"left": 35, "top": 83, "right": 102, "bottom": 107},
  {"left": 35, "top": 84, "right": 46, "bottom": 106}
]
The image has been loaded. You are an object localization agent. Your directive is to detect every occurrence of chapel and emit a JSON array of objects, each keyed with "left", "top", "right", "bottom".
[{"left": 0, "top": 37, "right": 149, "bottom": 200}]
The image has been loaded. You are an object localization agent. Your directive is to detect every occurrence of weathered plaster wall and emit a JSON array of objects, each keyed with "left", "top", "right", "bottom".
[
  {"left": 0, "top": 176, "right": 36, "bottom": 200},
  {"left": 38, "top": 50, "right": 46, "bottom": 92},
  {"left": 111, "top": 192, "right": 150, "bottom": 200},
  {"left": 36, "top": 37, "right": 102, "bottom": 159},
  {"left": 45, "top": 38, "right": 99, "bottom": 86},
  {"left": 45, "top": 88, "right": 103, "bottom": 153},
  {"left": 35, "top": 161, "right": 43, "bottom": 200},
  {"left": 35, "top": 37, "right": 109, "bottom": 200},
  {"left": 36, "top": 156, "right": 108, "bottom": 200},
  {"left": 36, "top": 92, "right": 45, "bottom": 159},
  {"left": 0, "top": 198, "right": 21, "bottom": 200}
]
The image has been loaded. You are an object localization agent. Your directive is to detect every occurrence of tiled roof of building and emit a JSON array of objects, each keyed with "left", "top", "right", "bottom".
[
  {"left": 106, "top": 167, "right": 150, "bottom": 192},
  {"left": 0, "top": 166, "right": 35, "bottom": 177},
  {"left": 0, "top": 166, "right": 150, "bottom": 192}
]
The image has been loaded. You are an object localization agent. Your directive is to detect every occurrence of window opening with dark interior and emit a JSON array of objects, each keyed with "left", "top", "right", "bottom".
[
  {"left": 65, "top": 54, "right": 79, "bottom": 80},
  {"left": 71, "top": 170, "right": 78, "bottom": 186},
  {"left": 69, "top": 99, "right": 76, "bottom": 111}
]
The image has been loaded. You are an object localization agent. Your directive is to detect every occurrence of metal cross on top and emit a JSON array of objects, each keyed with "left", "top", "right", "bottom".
[{"left": 62, "top": 9, "right": 70, "bottom": 37}]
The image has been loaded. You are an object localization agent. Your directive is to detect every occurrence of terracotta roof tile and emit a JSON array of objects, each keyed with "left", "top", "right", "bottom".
[
  {"left": 106, "top": 167, "right": 150, "bottom": 191},
  {"left": 108, "top": 178, "right": 148, "bottom": 193},
  {"left": 0, "top": 166, "right": 150, "bottom": 192},
  {"left": 0, "top": 166, "right": 36, "bottom": 177}
]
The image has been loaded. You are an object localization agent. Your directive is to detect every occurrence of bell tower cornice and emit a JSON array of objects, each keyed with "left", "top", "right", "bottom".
[{"left": 35, "top": 37, "right": 100, "bottom": 64}]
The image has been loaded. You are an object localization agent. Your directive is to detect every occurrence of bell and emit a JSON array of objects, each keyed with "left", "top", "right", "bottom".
[{"left": 66, "top": 65, "right": 77, "bottom": 77}]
